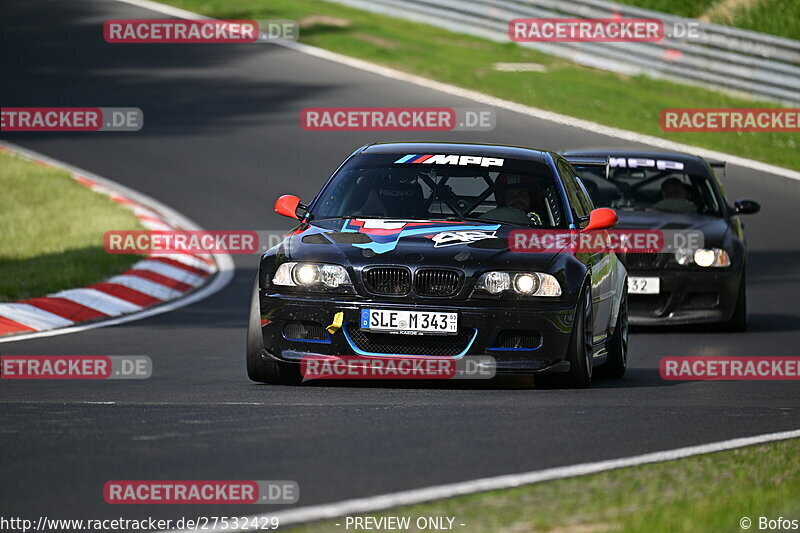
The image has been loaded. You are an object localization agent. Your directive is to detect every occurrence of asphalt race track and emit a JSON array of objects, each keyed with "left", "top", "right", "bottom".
[{"left": 1, "top": 0, "right": 799, "bottom": 524}]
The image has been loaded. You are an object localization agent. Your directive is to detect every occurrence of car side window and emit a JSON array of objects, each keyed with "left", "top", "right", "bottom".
[
  {"left": 576, "top": 177, "right": 596, "bottom": 212},
  {"left": 698, "top": 177, "right": 720, "bottom": 215},
  {"left": 557, "top": 160, "right": 589, "bottom": 224}
]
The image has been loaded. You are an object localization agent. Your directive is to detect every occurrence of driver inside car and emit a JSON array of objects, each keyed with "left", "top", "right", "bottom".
[
  {"left": 652, "top": 177, "right": 697, "bottom": 214},
  {"left": 352, "top": 168, "right": 428, "bottom": 219},
  {"left": 481, "top": 173, "right": 544, "bottom": 225}
]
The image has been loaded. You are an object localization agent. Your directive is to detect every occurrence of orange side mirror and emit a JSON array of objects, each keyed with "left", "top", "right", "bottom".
[
  {"left": 582, "top": 208, "right": 618, "bottom": 232},
  {"left": 274, "top": 195, "right": 302, "bottom": 220}
]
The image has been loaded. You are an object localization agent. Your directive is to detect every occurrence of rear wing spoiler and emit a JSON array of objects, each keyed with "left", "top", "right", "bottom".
[
  {"left": 708, "top": 159, "right": 726, "bottom": 177},
  {"left": 563, "top": 156, "right": 610, "bottom": 179}
]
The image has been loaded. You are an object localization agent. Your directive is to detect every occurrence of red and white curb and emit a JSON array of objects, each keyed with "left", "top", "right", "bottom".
[{"left": 0, "top": 141, "right": 234, "bottom": 343}]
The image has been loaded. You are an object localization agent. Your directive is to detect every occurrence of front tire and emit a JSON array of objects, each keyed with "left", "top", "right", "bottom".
[
  {"left": 246, "top": 279, "right": 302, "bottom": 385},
  {"left": 599, "top": 284, "right": 628, "bottom": 379},
  {"left": 723, "top": 271, "right": 747, "bottom": 332},
  {"left": 539, "top": 286, "right": 593, "bottom": 389}
]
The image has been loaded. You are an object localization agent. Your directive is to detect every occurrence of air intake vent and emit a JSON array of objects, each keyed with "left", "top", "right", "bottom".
[
  {"left": 283, "top": 321, "right": 330, "bottom": 342},
  {"left": 415, "top": 269, "right": 462, "bottom": 297},
  {"left": 680, "top": 292, "right": 719, "bottom": 310},
  {"left": 492, "top": 330, "right": 541, "bottom": 350},
  {"left": 618, "top": 252, "right": 665, "bottom": 270},
  {"left": 363, "top": 267, "right": 411, "bottom": 296},
  {"left": 346, "top": 324, "right": 475, "bottom": 357}
]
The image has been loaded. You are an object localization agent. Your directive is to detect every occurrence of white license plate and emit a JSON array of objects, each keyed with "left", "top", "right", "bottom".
[
  {"left": 361, "top": 309, "right": 458, "bottom": 334},
  {"left": 628, "top": 277, "right": 660, "bottom": 294}
]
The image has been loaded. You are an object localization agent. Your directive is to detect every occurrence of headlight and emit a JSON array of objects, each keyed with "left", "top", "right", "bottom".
[
  {"left": 693, "top": 249, "right": 717, "bottom": 267},
  {"left": 674, "top": 248, "right": 693, "bottom": 265},
  {"left": 673, "top": 248, "right": 730, "bottom": 268},
  {"left": 272, "top": 262, "right": 353, "bottom": 291},
  {"left": 478, "top": 271, "right": 510, "bottom": 294},
  {"left": 514, "top": 273, "right": 537, "bottom": 294},
  {"left": 294, "top": 264, "right": 319, "bottom": 285},
  {"left": 475, "top": 271, "right": 561, "bottom": 297}
]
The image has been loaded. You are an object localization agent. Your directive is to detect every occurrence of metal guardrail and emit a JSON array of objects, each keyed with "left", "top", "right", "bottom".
[{"left": 326, "top": 0, "right": 800, "bottom": 105}]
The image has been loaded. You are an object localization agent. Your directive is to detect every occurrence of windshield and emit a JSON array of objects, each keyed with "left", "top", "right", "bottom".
[
  {"left": 575, "top": 164, "right": 722, "bottom": 216},
  {"left": 311, "top": 153, "right": 567, "bottom": 228}
]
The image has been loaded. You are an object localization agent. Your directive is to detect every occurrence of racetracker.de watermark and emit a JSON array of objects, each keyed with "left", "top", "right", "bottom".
[
  {"left": 1, "top": 107, "right": 142, "bottom": 131},
  {"left": 660, "top": 357, "right": 800, "bottom": 380},
  {"left": 103, "top": 480, "right": 298, "bottom": 504},
  {"left": 301, "top": 107, "right": 496, "bottom": 131},
  {"left": 660, "top": 108, "right": 800, "bottom": 132},
  {"left": 509, "top": 229, "right": 703, "bottom": 253},
  {"left": 657, "top": 22, "right": 777, "bottom": 56},
  {"left": 0, "top": 356, "right": 151, "bottom": 379},
  {"left": 105, "top": 230, "right": 259, "bottom": 254},
  {"left": 507, "top": 18, "right": 775, "bottom": 55},
  {"left": 509, "top": 18, "right": 663, "bottom": 42},
  {"left": 103, "top": 19, "right": 299, "bottom": 43},
  {"left": 300, "top": 355, "right": 496, "bottom": 380},
  {"left": 0, "top": 516, "right": 280, "bottom": 533},
  {"left": 105, "top": 230, "right": 292, "bottom": 255}
]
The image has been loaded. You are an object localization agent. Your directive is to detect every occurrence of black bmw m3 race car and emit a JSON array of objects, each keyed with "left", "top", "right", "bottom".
[
  {"left": 247, "top": 142, "right": 629, "bottom": 388},
  {"left": 564, "top": 149, "right": 760, "bottom": 330}
]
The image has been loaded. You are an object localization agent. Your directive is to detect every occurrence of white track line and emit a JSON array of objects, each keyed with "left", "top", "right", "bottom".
[
  {"left": 0, "top": 141, "right": 235, "bottom": 344},
  {"left": 168, "top": 428, "right": 800, "bottom": 531},
  {"left": 113, "top": 0, "right": 800, "bottom": 183}
]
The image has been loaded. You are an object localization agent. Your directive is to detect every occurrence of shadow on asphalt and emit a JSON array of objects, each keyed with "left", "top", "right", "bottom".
[
  {"left": 247, "top": 367, "right": 676, "bottom": 391},
  {"left": 0, "top": 1, "right": 335, "bottom": 141},
  {"left": 631, "top": 311, "right": 800, "bottom": 334}
]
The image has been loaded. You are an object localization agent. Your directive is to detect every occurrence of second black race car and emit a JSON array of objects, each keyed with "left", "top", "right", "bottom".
[
  {"left": 247, "top": 142, "right": 629, "bottom": 387},
  {"left": 563, "top": 149, "right": 760, "bottom": 330}
]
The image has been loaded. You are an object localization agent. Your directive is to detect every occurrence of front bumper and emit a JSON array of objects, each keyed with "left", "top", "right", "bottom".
[
  {"left": 627, "top": 268, "right": 741, "bottom": 325},
  {"left": 258, "top": 291, "right": 577, "bottom": 374}
]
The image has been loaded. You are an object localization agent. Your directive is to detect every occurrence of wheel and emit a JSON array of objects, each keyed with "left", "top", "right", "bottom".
[
  {"left": 599, "top": 284, "right": 628, "bottom": 379},
  {"left": 246, "top": 278, "right": 302, "bottom": 385},
  {"left": 538, "top": 286, "right": 593, "bottom": 389},
  {"left": 723, "top": 271, "right": 747, "bottom": 332}
]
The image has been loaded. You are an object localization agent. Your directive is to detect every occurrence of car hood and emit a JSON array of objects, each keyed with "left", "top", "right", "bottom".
[
  {"left": 615, "top": 211, "right": 730, "bottom": 247},
  {"left": 276, "top": 218, "right": 562, "bottom": 270}
]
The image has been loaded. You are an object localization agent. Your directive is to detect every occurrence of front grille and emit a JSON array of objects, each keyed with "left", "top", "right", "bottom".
[
  {"left": 618, "top": 252, "right": 666, "bottom": 270},
  {"left": 345, "top": 324, "right": 475, "bottom": 357},
  {"left": 492, "top": 330, "right": 541, "bottom": 350},
  {"left": 680, "top": 292, "right": 719, "bottom": 310},
  {"left": 363, "top": 267, "right": 411, "bottom": 296},
  {"left": 415, "top": 269, "right": 462, "bottom": 297},
  {"left": 283, "top": 321, "right": 330, "bottom": 342}
]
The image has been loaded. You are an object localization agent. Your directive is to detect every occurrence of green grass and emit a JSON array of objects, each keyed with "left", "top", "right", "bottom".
[
  {"left": 287, "top": 439, "right": 800, "bottom": 533},
  {"left": 616, "top": 0, "right": 800, "bottom": 40},
  {"left": 723, "top": 0, "right": 800, "bottom": 41},
  {"left": 612, "top": 0, "right": 717, "bottom": 18},
  {"left": 0, "top": 151, "right": 145, "bottom": 302},
  {"left": 163, "top": 0, "right": 799, "bottom": 171}
]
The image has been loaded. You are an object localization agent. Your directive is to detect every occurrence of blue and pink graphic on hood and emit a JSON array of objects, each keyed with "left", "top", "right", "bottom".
[{"left": 341, "top": 219, "right": 501, "bottom": 254}]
